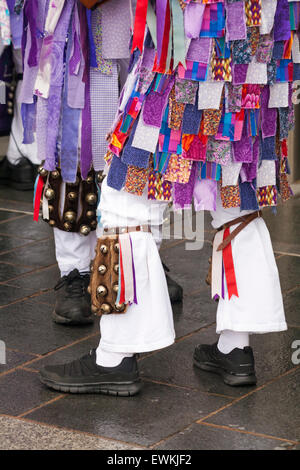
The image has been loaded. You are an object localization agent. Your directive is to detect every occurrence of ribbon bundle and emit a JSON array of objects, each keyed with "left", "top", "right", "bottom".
[{"left": 117, "top": 233, "right": 138, "bottom": 306}]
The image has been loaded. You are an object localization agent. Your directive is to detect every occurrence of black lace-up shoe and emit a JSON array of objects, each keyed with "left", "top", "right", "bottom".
[
  {"left": 39, "top": 350, "right": 142, "bottom": 396},
  {"left": 163, "top": 263, "right": 183, "bottom": 303},
  {"left": 0, "top": 156, "right": 38, "bottom": 190},
  {"left": 53, "top": 269, "right": 94, "bottom": 325},
  {"left": 193, "top": 342, "right": 257, "bottom": 387}
]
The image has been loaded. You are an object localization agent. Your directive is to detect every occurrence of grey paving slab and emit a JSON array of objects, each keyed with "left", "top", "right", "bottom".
[
  {"left": 0, "top": 215, "right": 52, "bottom": 241},
  {"left": 205, "top": 368, "right": 300, "bottom": 443},
  {"left": 276, "top": 255, "right": 300, "bottom": 293},
  {"left": 156, "top": 423, "right": 295, "bottom": 450},
  {"left": 0, "top": 415, "right": 140, "bottom": 450},
  {"left": 139, "top": 326, "right": 300, "bottom": 398},
  {"left": 0, "top": 236, "right": 36, "bottom": 256},
  {"left": 0, "top": 369, "right": 58, "bottom": 416},
  {"left": 283, "top": 288, "right": 300, "bottom": 327},
  {"left": 6, "top": 265, "right": 60, "bottom": 295},
  {"left": 0, "top": 238, "right": 56, "bottom": 268},
  {"left": 0, "top": 300, "right": 98, "bottom": 355},
  {"left": 264, "top": 198, "right": 300, "bottom": 250},
  {"left": 30, "top": 289, "right": 56, "bottom": 306},
  {"left": 0, "top": 284, "right": 36, "bottom": 307},
  {"left": 26, "top": 381, "right": 231, "bottom": 447},
  {"left": 0, "top": 210, "right": 25, "bottom": 223},
  {"left": 0, "top": 187, "right": 34, "bottom": 204},
  {"left": 0, "top": 263, "right": 33, "bottom": 283},
  {"left": 0, "top": 349, "right": 37, "bottom": 374}
]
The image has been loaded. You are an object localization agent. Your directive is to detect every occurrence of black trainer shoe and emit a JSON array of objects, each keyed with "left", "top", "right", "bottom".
[
  {"left": 193, "top": 342, "right": 257, "bottom": 387},
  {"left": 39, "top": 349, "right": 142, "bottom": 396},
  {"left": 163, "top": 263, "right": 183, "bottom": 303},
  {"left": 53, "top": 269, "right": 94, "bottom": 326},
  {"left": 0, "top": 156, "right": 38, "bottom": 190}
]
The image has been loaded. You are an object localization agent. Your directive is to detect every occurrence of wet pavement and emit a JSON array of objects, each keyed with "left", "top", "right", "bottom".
[{"left": 0, "top": 184, "right": 299, "bottom": 450}]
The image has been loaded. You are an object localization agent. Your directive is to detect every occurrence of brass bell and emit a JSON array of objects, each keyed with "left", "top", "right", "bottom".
[
  {"left": 115, "top": 302, "right": 126, "bottom": 312},
  {"left": 67, "top": 191, "right": 78, "bottom": 201},
  {"left": 86, "top": 176, "right": 94, "bottom": 185},
  {"left": 64, "top": 211, "right": 76, "bottom": 223},
  {"left": 113, "top": 264, "right": 119, "bottom": 274},
  {"left": 80, "top": 225, "right": 91, "bottom": 236},
  {"left": 8, "top": 92, "right": 13, "bottom": 99},
  {"left": 48, "top": 205, "right": 54, "bottom": 214},
  {"left": 100, "top": 244, "right": 108, "bottom": 254},
  {"left": 97, "top": 172, "right": 105, "bottom": 183},
  {"left": 9, "top": 85, "right": 14, "bottom": 92},
  {"left": 86, "top": 210, "right": 95, "bottom": 219},
  {"left": 91, "top": 304, "right": 98, "bottom": 314},
  {"left": 96, "top": 285, "right": 108, "bottom": 297},
  {"left": 114, "top": 243, "right": 119, "bottom": 254},
  {"left": 51, "top": 170, "right": 60, "bottom": 179},
  {"left": 38, "top": 166, "right": 48, "bottom": 177},
  {"left": 63, "top": 222, "right": 72, "bottom": 232},
  {"left": 90, "top": 220, "right": 97, "bottom": 229},
  {"left": 87, "top": 286, "right": 91, "bottom": 294},
  {"left": 49, "top": 220, "right": 56, "bottom": 227},
  {"left": 100, "top": 303, "right": 112, "bottom": 314},
  {"left": 7, "top": 101, "right": 13, "bottom": 108},
  {"left": 45, "top": 188, "right": 55, "bottom": 200},
  {"left": 85, "top": 193, "right": 97, "bottom": 205},
  {"left": 98, "top": 265, "right": 107, "bottom": 275},
  {"left": 7, "top": 108, "right": 13, "bottom": 115},
  {"left": 113, "top": 283, "right": 119, "bottom": 294}
]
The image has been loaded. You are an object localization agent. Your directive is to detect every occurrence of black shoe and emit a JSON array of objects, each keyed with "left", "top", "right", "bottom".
[
  {"left": 193, "top": 343, "right": 257, "bottom": 387},
  {"left": 39, "top": 349, "right": 142, "bottom": 396},
  {"left": 163, "top": 263, "right": 183, "bottom": 303},
  {"left": 53, "top": 269, "right": 94, "bottom": 326},
  {"left": 0, "top": 156, "right": 38, "bottom": 190}
]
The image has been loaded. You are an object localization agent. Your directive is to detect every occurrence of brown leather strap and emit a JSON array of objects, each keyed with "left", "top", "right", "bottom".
[
  {"left": 103, "top": 224, "right": 152, "bottom": 235},
  {"left": 216, "top": 211, "right": 262, "bottom": 252}
]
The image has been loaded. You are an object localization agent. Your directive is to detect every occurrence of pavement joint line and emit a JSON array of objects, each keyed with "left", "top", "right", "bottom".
[
  {"left": 17, "top": 394, "right": 67, "bottom": 419},
  {"left": 142, "top": 377, "right": 236, "bottom": 400},
  {"left": 274, "top": 250, "right": 300, "bottom": 258},
  {"left": 0, "top": 231, "right": 53, "bottom": 241},
  {"left": 0, "top": 214, "right": 28, "bottom": 225},
  {"left": 199, "top": 422, "right": 299, "bottom": 446},
  {"left": 0, "top": 288, "right": 55, "bottom": 310},
  {"left": 149, "top": 420, "right": 203, "bottom": 450},
  {"left": 0, "top": 413, "right": 147, "bottom": 449},
  {"left": 283, "top": 285, "right": 300, "bottom": 296},
  {"left": 196, "top": 365, "right": 300, "bottom": 426},
  {"left": 0, "top": 332, "right": 100, "bottom": 378},
  {"left": 0, "top": 207, "right": 34, "bottom": 216},
  {"left": 0, "top": 262, "right": 58, "bottom": 284},
  {"left": 0, "top": 236, "right": 52, "bottom": 258}
]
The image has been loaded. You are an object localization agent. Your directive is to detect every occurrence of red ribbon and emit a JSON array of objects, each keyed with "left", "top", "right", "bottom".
[
  {"left": 131, "top": 0, "right": 149, "bottom": 54},
  {"left": 222, "top": 228, "right": 239, "bottom": 300},
  {"left": 33, "top": 176, "right": 44, "bottom": 222}
]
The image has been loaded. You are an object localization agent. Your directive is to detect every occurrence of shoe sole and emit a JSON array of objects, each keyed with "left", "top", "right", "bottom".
[
  {"left": 52, "top": 310, "right": 94, "bottom": 326},
  {"left": 39, "top": 375, "right": 143, "bottom": 397},
  {"left": 193, "top": 358, "right": 257, "bottom": 387}
]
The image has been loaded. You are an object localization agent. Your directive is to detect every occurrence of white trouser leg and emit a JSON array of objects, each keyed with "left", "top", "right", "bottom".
[
  {"left": 54, "top": 228, "right": 97, "bottom": 277},
  {"left": 7, "top": 49, "right": 39, "bottom": 165},
  {"left": 210, "top": 194, "right": 287, "bottom": 334},
  {"left": 96, "top": 179, "right": 175, "bottom": 357}
]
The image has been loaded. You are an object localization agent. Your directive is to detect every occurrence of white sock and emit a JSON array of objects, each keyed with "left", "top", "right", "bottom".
[
  {"left": 60, "top": 267, "right": 91, "bottom": 278},
  {"left": 96, "top": 346, "right": 133, "bottom": 367},
  {"left": 217, "top": 330, "right": 250, "bottom": 354}
]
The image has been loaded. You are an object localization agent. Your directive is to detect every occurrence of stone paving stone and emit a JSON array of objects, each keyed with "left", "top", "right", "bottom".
[
  {"left": 0, "top": 284, "right": 35, "bottom": 307},
  {"left": 156, "top": 423, "right": 295, "bottom": 450},
  {"left": 25, "top": 336, "right": 100, "bottom": 371},
  {"left": 205, "top": 368, "right": 300, "bottom": 443},
  {"left": 30, "top": 289, "right": 56, "bottom": 306},
  {"left": 0, "top": 300, "right": 98, "bottom": 355},
  {"left": 0, "top": 235, "right": 36, "bottom": 255},
  {"left": 264, "top": 199, "right": 300, "bottom": 252},
  {"left": 0, "top": 216, "right": 52, "bottom": 241},
  {"left": 283, "top": 288, "right": 300, "bottom": 327},
  {"left": 0, "top": 210, "right": 25, "bottom": 223},
  {"left": 26, "top": 381, "right": 231, "bottom": 447},
  {"left": 0, "top": 369, "right": 59, "bottom": 416},
  {"left": 0, "top": 415, "right": 141, "bottom": 450},
  {"left": 276, "top": 255, "right": 300, "bottom": 292},
  {"left": 0, "top": 349, "right": 37, "bottom": 373},
  {"left": 0, "top": 262, "right": 34, "bottom": 283},
  {"left": 5, "top": 265, "right": 60, "bottom": 295},
  {"left": 161, "top": 240, "right": 211, "bottom": 296},
  {"left": 0, "top": 238, "right": 56, "bottom": 268},
  {"left": 139, "top": 325, "right": 300, "bottom": 398},
  {"left": 0, "top": 187, "right": 34, "bottom": 205}
]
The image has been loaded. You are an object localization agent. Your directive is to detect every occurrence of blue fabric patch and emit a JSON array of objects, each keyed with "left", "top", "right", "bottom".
[
  {"left": 107, "top": 155, "right": 128, "bottom": 191},
  {"left": 239, "top": 179, "right": 259, "bottom": 211}
]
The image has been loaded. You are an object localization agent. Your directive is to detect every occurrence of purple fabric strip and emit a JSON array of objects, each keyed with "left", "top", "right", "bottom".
[
  {"left": 143, "top": 75, "right": 174, "bottom": 128},
  {"left": 274, "top": 0, "right": 291, "bottom": 41},
  {"left": 184, "top": 2, "right": 205, "bottom": 39},
  {"left": 173, "top": 161, "right": 197, "bottom": 210},
  {"left": 26, "top": 0, "right": 38, "bottom": 67},
  {"left": 225, "top": 1, "right": 246, "bottom": 41},
  {"left": 86, "top": 8, "right": 97, "bottom": 68},
  {"left": 232, "top": 125, "right": 253, "bottom": 163},
  {"left": 130, "top": 236, "right": 138, "bottom": 305},
  {"left": 232, "top": 64, "right": 248, "bottom": 85},
  {"left": 261, "top": 86, "right": 277, "bottom": 138},
  {"left": 79, "top": 3, "right": 92, "bottom": 179},
  {"left": 240, "top": 136, "right": 259, "bottom": 182},
  {"left": 156, "top": 0, "right": 168, "bottom": 64},
  {"left": 187, "top": 38, "right": 212, "bottom": 64},
  {"left": 68, "top": 5, "right": 85, "bottom": 109},
  {"left": 21, "top": 100, "right": 36, "bottom": 144}
]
